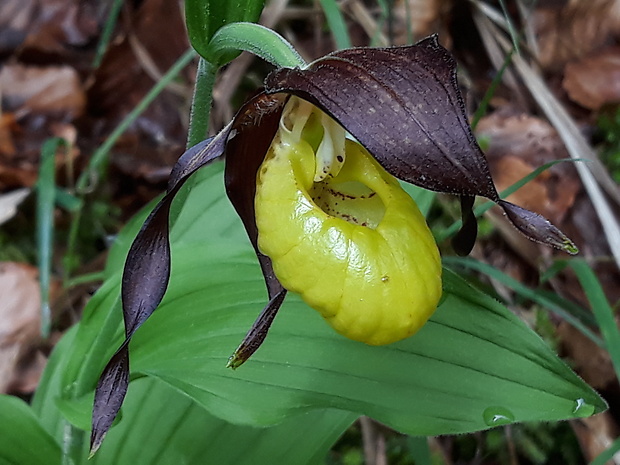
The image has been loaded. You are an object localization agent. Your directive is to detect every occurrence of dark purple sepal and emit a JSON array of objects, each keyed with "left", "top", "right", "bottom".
[
  {"left": 264, "top": 35, "right": 500, "bottom": 200},
  {"left": 120, "top": 197, "right": 173, "bottom": 336},
  {"left": 264, "top": 35, "right": 577, "bottom": 254},
  {"left": 168, "top": 123, "right": 232, "bottom": 192},
  {"left": 499, "top": 200, "right": 579, "bottom": 254},
  {"left": 223, "top": 92, "right": 292, "bottom": 368}
]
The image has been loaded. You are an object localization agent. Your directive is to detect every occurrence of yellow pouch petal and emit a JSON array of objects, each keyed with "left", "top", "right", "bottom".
[{"left": 255, "top": 105, "right": 442, "bottom": 346}]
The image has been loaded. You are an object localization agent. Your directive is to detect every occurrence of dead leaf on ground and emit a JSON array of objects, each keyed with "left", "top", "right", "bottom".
[
  {"left": 0, "top": 188, "right": 30, "bottom": 225},
  {"left": 476, "top": 110, "right": 580, "bottom": 225},
  {"left": 0, "top": 119, "right": 79, "bottom": 190},
  {"left": 0, "top": 63, "right": 86, "bottom": 118},
  {"left": 563, "top": 46, "right": 620, "bottom": 110},
  {"left": 0, "top": 143, "right": 40, "bottom": 189},
  {"left": 0, "top": 262, "right": 43, "bottom": 393},
  {"left": 9, "top": 0, "right": 100, "bottom": 64},
  {"left": 0, "top": 0, "right": 37, "bottom": 59},
  {"left": 393, "top": 0, "right": 447, "bottom": 43},
  {"left": 85, "top": 0, "right": 190, "bottom": 183},
  {"left": 534, "top": 0, "right": 620, "bottom": 71},
  {"left": 560, "top": 194, "right": 620, "bottom": 305},
  {"left": 558, "top": 322, "right": 616, "bottom": 390},
  {"left": 572, "top": 413, "right": 619, "bottom": 464},
  {"left": 0, "top": 113, "right": 17, "bottom": 157}
]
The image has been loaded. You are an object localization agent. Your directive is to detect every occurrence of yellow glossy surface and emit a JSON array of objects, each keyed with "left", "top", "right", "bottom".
[{"left": 255, "top": 132, "right": 442, "bottom": 345}]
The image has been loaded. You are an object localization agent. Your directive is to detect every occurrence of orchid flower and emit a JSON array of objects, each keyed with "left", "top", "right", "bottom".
[{"left": 90, "top": 35, "right": 577, "bottom": 452}]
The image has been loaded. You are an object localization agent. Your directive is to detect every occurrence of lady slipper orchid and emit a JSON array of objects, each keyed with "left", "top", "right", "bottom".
[
  {"left": 254, "top": 97, "right": 442, "bottom": 347},
  {"left": 91, "top": 35, "right": 577, "bottom": 452}
]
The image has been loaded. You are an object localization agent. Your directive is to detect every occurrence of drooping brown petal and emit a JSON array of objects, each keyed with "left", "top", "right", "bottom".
[
  {"left": 169, "top": 128, "right": 227, "bottom": 191},
  {"left": 224, "top": 92, "right": 288, "bottom": 299},
  {"left": 91, "top": 127, "right": 231, "bottom": 455},
  {"left": 264, "top": 35, "right": 577, "bottom": 254},
  {"left": 223, "top": 92, "right": 289, "bottom": 369},
  {"left": 227, "top": 289, "right": 287, "bottom": 369},
  {"left": 90, "top": 342, "right": 129, "bottom": 455}
]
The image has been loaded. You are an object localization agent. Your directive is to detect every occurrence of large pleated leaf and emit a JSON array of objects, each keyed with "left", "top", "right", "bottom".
[
  {"left": 89, "top": 378, "right": 354, "bottom": 465},
  {"left": 25, "top": 306, "right": 355, "bottom": 465},
  {"left": 0, "top": 395, "right": 61, "bottom": 465},
  {"left": 71, "top": 161, "right": 604, "bottom": 444},
  {"left": 125, "top": 246, "right": 603, "bottom": 434}
]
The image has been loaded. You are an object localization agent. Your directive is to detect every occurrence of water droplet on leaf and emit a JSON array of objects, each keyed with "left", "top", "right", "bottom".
[
  {"left": 483, "top": 406, "right": 515, "bottom": 426},
  {"left": 573, "top": 398, "right": 595, "bottom": 418}
]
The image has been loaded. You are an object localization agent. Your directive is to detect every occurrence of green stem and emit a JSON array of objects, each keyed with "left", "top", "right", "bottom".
[
  {"left": 207, "top": 23, "right": 306, "bottom": 68},
  {"left": 186, "top": 57, "right": 217, "bottom": 148}
]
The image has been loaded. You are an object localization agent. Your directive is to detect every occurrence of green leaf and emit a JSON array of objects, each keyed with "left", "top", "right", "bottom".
[
  {"left": 205, "top": 22, "right": 306, "bottom": 68},
  {"left": 76, "top": 161, "right": 604, "bottom": 439},
  {"left": 31, "top": 326, "right": 79, "bottom": 444},
  {"left": 123, "top": 247, "right": 605, "bottom": 434},
  {"left": 0, "top": 395, "right": 61, "bottom": 465},
  {"left": 32, "top": 265, "right": 353, "bottom": 465},
  {"left": 32, "top": 311, "right": 354, "bottom": 464},
  {"left": 568, "top": 259, "right": 620, "bottom": 380},
  {"left": 185, "top": 0, "right": 265, "bottom": 62},
  {"left": 58, "top": 163, "right": 246, "bottom": 406},
  {"left": 400, "top": 181, "right": 435, "bottom": 217},
  {"left": 39, "top": 309, "right": 353, "bottom": 464},
  {"left": 443, "top": 256, "right": 602, "bottom": 347},
  {"left": 318, "top": 0, "right": 352, "bottom": 50},
  {"left": 90, "top": 377, "right": 354, "bottom": 465},
  {"left": 60, "top": 161, "right": 604, "bottom": 463}
]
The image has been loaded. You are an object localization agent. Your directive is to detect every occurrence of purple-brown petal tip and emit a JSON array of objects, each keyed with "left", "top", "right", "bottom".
[
  {"left": 227, "top": 290, "right": 287, "bottom": 369},
  {"left": 90, "top": 344, "right": 130, "bottom": 456},
  {"left": 499, "top": 200, "right": 578, "bottom": 254}
]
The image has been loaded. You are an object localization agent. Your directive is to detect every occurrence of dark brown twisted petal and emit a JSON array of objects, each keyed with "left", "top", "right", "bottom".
[
  {"left": 90, "top": 127, "right": 231, "bottom": 455},
  {"left": 264, "top": 34, "right": 577, "bottom": 254},
  {"left": 224, "top": 92, "right": 289, "bottom": 367}
]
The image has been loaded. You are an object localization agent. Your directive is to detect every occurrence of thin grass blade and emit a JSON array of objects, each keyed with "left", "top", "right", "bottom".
[{"left": 37, "top": 138, "right": 65, "bottom": 337}]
